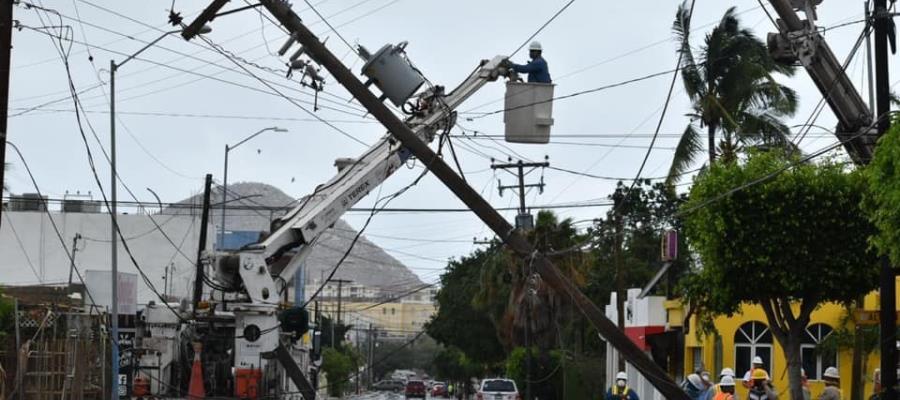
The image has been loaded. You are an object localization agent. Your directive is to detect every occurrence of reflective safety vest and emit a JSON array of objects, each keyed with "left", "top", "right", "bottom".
[
  {"left": 610, "top": 386, "right": 632, "bottom": 399},
  {"left": 714, "top": 391, "right": 734, "bottom": 400}
]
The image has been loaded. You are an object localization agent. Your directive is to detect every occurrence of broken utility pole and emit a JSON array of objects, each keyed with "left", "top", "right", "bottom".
[{"left": 253, "top": 1, "right": 688, "bottom": 398}]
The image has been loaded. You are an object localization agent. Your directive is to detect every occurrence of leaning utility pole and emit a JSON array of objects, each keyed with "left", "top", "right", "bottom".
[
  {"left": 491, "top": 158, "right": 549, "bottom": 230},
  {"left": 193, "top": 174, "right": 213, "bottom": 316},
  {"left": 0, "top": 0, "right": 11, "bottom": 230},
  {"left": 252, "top": 2, "right": 688, "bottom": 398},
  {"left": 873, "top": 0, "right": 896, "bottom": 398}
]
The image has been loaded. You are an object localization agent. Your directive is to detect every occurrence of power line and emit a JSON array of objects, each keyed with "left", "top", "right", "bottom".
[
  {"left": 197, "top": 33, "right": 371, "bottom": 146},
  {"left": 508, "top": 0, "right": 576, "bottom": 56}
]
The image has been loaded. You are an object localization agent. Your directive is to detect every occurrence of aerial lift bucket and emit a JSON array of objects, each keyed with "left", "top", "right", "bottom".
[{"left": 503, "top": 82, "right": 555, "bottom": 144}]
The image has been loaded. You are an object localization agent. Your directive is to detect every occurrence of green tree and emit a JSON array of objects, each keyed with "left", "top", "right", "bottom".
[
  {"left": 864, "top": 115, "right": 900, "bottom": 265},
  {"left": 506, "top": 347, "right": 563, "bottom": 399},
  {"left": 320, "top": 346, "right": 359, "bottom": 397},
  {"left": 668, "top": 3, "right": 798, "bottom": 184},
  {"left": 0, "top": 290, "right": 13, "bottom": 340},
  {"left": 680, "top": 150, "right": 879, "bottom": 400},
  {"left": 426, "top": 246, "right": 506, "bottom": 364}
]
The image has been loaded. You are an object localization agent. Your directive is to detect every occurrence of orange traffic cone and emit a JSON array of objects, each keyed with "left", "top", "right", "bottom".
[{"left": 188, "top": 342, "right": 205, "bottom": 399}]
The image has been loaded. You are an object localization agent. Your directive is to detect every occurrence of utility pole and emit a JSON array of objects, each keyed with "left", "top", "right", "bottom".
[
  {"left": 491, "top": 158, "right": 549, "bottom": 229},
  {"left": 66, "top": 234, "right": 82, "bottom": 291},
  {"left": 333, "top": 279, "right": 352, "bottom": 325},
  {"left": 0, "top": 0, "right": 12, "bottom": 230},
  {"left": 193, "top": 174, "right": 213, "bottom": 315},
  {"left": 492, "top": 157, "right": 547, "bottom": 400},
  {"left": 613, "top": 192, "right": 626, "bottom": 373},
  {"left": 109, "top": 57, "right": 121, "bottom": 400},
  {"left": 874, "top": 0, "right": 896, "bottom": 398}
]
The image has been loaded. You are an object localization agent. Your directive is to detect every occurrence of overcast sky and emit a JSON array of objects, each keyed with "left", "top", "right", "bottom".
[{"left": 6, "top": 0, "right": 888, "bottom": 284}]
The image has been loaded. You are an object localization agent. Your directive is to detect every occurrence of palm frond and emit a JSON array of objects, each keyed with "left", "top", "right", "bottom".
[{"left": 667, "top": 123, "right": 704, "bottom": 185}]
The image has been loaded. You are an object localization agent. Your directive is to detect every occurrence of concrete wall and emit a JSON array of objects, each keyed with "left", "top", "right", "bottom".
[{"left": 0, "top": 210, "right": 213, "bottom": 305}]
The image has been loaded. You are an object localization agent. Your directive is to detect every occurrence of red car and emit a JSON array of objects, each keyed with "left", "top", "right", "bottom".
[
  {"left": 431, "top": 382, "right": 448, "bottom": 397},
  {"left": 405, "top": 380, "right": 427, "bottom": 399}
]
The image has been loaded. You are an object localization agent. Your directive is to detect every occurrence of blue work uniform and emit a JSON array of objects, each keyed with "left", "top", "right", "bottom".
[
  {"left": 512, "top": 56, "right": 551, "bottom": 83},
  {"left": 605, "top": 386, "right": 640, "bottom": 400}
]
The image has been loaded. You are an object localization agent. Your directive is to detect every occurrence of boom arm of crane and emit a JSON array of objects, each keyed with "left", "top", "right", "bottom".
[
  {"left": 223, "top": 56, "right": 510, "bottom": 304},
  {"left": 766, "top": 0, "right": 877, "bottom": 163}
]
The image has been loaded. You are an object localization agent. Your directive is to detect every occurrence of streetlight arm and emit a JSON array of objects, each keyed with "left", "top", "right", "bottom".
[
  {"left": 115, "top": 29, "right": 181, "bottom": 70},
  {"left": 229, "top": 127, "right": 286, "bottom": 150}
]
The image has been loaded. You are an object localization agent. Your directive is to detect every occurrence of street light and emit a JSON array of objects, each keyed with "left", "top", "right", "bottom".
[
  {"left": 220, "top": 127, "right": 288, "bottom": 247},
  {"left": 108, "top": 23, "right": 210, "bottom": 400}
]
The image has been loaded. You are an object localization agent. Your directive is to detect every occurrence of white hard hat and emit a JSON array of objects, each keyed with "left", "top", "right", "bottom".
[
  {"left": 720, "top": 368, "right": 735, "bottom": 378},
  {"left": 687, "top": 373, "right": 703, "bottom": 389},
  {"left": 719, "top": 376, "right": 736, "bottom": 387},
  {"left": 752, "top": 356, "right": 764, "bottom": 365},
  {"left": 616, "top": 372, "right": 628, "bottom": 381},
  {"left": 823, "top": 367, "right": 840, "bottom": 379},
  {"left": 529, "top": 41, "right": 542, "bottom": 51}
]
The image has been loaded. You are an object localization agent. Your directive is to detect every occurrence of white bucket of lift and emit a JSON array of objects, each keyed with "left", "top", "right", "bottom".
[{"left": 503, "top": 82, "right": 554, "bottom": 144}]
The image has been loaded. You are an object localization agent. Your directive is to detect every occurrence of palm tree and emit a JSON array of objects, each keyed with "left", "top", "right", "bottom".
[{"left": 668, "top": 3, "right": 799, "bottom": 184}]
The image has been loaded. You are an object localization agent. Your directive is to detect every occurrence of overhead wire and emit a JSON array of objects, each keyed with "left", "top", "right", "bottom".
[{"left": 32, "top": 8, "right": 188, "bottom": 322}]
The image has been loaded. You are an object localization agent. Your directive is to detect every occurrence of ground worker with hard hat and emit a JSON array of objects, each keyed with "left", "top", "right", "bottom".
[
  {"left": 714, "top": 376, "right": 737, "bottom": 400},
  {"left": 684, "top": 373, "right": 709, "bottom": 400},
  {"left": 606, "top": 371, "right": 640, "bottom": 400},
  {"left": 704, "top": 368, "right": 738, "bottom": 400},
  {"left": 743, "top": 357, "right": 767, "bottom": 388},
  {"left": 748, "top": 369, "right": 777, "bottom": 400},
  {"left": 509, "top": 41, "right": 551, "bottom": 83},
  {"left": 819, "top": 367, "right": 841, "bottom": 400}
]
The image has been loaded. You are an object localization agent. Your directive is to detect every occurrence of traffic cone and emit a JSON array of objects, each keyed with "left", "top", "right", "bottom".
[{"left": 188, "top": 342, "right": 205, "bottom": 399}]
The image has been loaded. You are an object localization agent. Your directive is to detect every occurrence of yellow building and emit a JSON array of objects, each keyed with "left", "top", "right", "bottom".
[
  {"left": 316, "top": 299, "right": 436, "bottom": 338},
  {"left": 669, "top": 285, "right": 894, "bottom": 400}
]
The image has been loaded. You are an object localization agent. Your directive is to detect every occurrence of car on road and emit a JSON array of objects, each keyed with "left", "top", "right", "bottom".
[
  {"left": 476, "top": 378, "right": 519, "bottom": 400},
  {"left": 405, "top": 380, "right": 427, "bottom": 399},
  {"left": 431, "top": 382, "right": 448, "bottom": 397},
  {"left": 372, "top": 379, "right": 405, "bottom": 392}
]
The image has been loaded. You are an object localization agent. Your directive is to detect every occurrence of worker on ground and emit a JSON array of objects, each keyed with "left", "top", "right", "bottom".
[
  {"left": 748, "top": 369, "right": 777, "bottom": 400},
  {"left": 509, "top": 41, "right": 551, "bottom": 83},
  {"left": 743, "top": 357, "right": 766, "bottom": 388},
  {"left": 869, "top": 369, "right": 881, "bottom": 400},
  {"left": 684, "top": 373, "right": 709, "bottom": 400},
  {"left": 819, "top": 367, "right": 842, "bottom": 400},
  {"left": 698, "top": 370, "right": 713, "bottom": 400},
  {"left": 714, "top": 376, "right": 737, "bottom": 400},
  {"left": 705, "top": 368, "right": 737, "bottom": 400},
  {"left": 606, "top": 371, "right": 640, "bottom": 400}
]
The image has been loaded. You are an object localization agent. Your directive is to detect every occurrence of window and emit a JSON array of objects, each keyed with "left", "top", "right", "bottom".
[
  {"left": 801, "top": 323, "right": 836, "bottom": 381},
  {"left": 391, "top": 308, "right": 396, "bottom": 315},
  {"left": 690, "top": 347, "right": 704, "bottom": 373},
  {"left": 735, "top": 321, "right": 773, "bottom": 379},
  {"left": 382, "top": 308, "right": 386, "bottom": 315}
]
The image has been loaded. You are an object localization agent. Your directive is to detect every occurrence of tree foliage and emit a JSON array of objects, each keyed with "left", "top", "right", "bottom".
[
  {"left": 320, "top": 345, "right": 360, "bottom": 397},
  {"left": 681, "top": 150, "right": 878, "bottom": 400},
  {"left": 425, "top": 246, "right": 507, "bottom": 364},
  {"left": 863, "top": 115, "right": 900, "bottom": 265},
  {"left": 669, "top": 3, "right": 797, "bottom": 183}
]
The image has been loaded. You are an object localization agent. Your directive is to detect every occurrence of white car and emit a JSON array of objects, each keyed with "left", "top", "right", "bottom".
[{"left": 476, "top": 378, "right": 520, "bottom": 400}]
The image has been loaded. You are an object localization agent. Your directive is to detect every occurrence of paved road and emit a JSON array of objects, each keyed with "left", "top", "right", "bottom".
[{"left": 347, "top": 393, "right": 453, "bottom": 400}]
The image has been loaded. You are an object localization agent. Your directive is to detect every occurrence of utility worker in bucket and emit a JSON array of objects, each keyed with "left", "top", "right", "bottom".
[
  {"left": 606, "top": 371, "right": 640, "bottom": 400},
  {"left": 509, "top": 41, "right": 552, "bottom": 83}
]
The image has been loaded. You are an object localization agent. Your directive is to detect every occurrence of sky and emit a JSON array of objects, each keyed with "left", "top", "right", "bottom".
[{"left": 5, "top": 0, "right": 889, "bottom": 286}]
